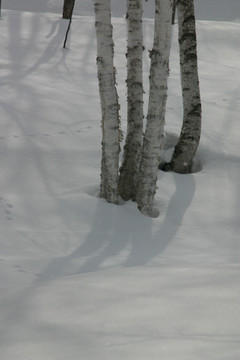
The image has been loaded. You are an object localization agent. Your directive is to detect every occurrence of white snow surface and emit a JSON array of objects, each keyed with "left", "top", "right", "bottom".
[{"left": 0, "top": 1, "right": 240, "bottom": 359}]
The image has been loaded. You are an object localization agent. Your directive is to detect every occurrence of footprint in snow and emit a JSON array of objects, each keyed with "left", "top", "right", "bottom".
[
  {"left": 2, "top": 203, "right": 14, "bottom": 221},
  {"left": 13, "top": 265, "right": 27, "bottom": 273}
]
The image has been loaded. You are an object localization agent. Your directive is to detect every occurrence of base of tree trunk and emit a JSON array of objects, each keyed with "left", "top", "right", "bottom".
[{"left": 138, "top": 204, "right": 160, "bottom": 218}]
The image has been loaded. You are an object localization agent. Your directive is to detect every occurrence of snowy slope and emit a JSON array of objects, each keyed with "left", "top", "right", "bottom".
[
  {"left": 0, "top": 3, "right": 240, "bottom": 360},
  {"left": 3, "top": 0, "right": 240, "bottom": 20}
]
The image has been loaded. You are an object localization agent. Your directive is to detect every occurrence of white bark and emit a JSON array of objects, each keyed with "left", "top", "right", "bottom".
[
  {"left": 166, "top": 0, "right": 201, "bottom": 174},
  {"left": 119, "top": 0, "right": 143, "bottom": 201},
  {"left": 136, "top": 0, "right": 172, "bottom": 216},
  {"left": 94, "top": 0, "right": 120, "bottom": 203}
]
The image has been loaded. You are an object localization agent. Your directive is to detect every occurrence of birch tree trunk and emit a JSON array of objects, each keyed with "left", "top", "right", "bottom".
[
  {"left": 165, "top": 0, "right": 201, "bottom": 174},
  {"left": 62, "top": 0, "right": 75, "bottom": 19},
  {"left": 136, "top": 0, "right": 172, "bottom": 217},
  {"left": 94, "top": 0, "right": 120, "bottom": 204},
  {"left": 118, "top": 0, "right": 143, "bottom": 201}
]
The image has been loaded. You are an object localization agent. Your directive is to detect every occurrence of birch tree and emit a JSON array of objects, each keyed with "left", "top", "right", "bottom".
[
  {"left": 118, "top": 0, "right": 143, "bottom": 201},
  {"left": 136, "top": 0, "right": 173, "bottom": 216},
  {"left": 94, "top": 0, "right": 120, "bottom": 204},
  {"left": 165, "top": 0, "right": 201, "bottom": 173}
]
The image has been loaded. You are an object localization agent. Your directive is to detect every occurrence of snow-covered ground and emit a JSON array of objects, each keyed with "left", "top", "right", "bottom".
[
  {"left": 3, "top": 0, "right": 240, "bottom": 21},
  {"left": 0, "top": 1, "right": 240, "bottom": 359}
]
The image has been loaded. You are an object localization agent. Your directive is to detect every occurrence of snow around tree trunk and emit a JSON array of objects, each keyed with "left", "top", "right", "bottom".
[{"left": 2, "top": 5, "right": 240, "bottom": 359}]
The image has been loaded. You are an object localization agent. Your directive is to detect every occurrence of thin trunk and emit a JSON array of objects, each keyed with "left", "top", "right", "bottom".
[
  {"left": 172, "top": 0, "right": 177, "bottom": 24},
  {"left": 62, "top": 0, "right": 75, "bottom": 19},
  {"left": 136, "top": 0, "right": 172, "bottom": 217},
  {"left": 119, "top": 0, "right": 143, "bottom": 201},
  {"left": 63, "top": 0, "right": 75, "bottom": 48},
  {"left": 165, "top": 0, "right": 201, "bottom": 174},
  {"left": 94, "top": 0, "right": 120, "bottom": 204}
]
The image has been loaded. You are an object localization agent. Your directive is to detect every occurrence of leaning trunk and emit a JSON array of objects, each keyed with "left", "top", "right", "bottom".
[
  {"left": 94, "top": 0, "right": 120, "bottom": 204},
  {"left": 62, "top": 0, "right": 75, "bottom": 19},
  {"left": 172, "top": 0, "right": 177, "bottom": 24},
  {"left": 166, "top": 0, "right": 201, "bottom": 174},
  {"left": 63, "top": 0, "right": 75, "bottom": 48},
  {"left": 119, "top": 0, "right": 143, "bottom": 201},
  {"left": 136, "top": 0, "right": 172, "bottom": 217}
]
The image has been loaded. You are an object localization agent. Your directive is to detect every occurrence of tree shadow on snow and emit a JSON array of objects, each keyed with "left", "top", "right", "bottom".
[
  {"left": 37, "top": 172, "right": 196, "bottom": 280},
  {"left": 124, "top": 172, "right": 196, "bottom": 267},
  {"left": 23, "top": 19, "right": 69, "bottom": 77},
  {"left": 77, "top": 172, "right": 196, "bottom": 271}
]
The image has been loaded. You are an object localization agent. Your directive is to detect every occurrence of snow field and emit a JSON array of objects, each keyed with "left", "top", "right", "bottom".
[{"left": 0, "top": 6, "right": 240, "bottom": 360}]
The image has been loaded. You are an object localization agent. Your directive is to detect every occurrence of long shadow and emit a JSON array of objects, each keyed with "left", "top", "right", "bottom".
[
  {"left": 1, "top": 10, "right": 196, "bottom": 277},
  {"left": 0, "top": 12, "right": 69, "bottom": 86},
  {"left": 23, "top": 19, "right": 68, "bottom": 77},
  {"left": 124, "top": 172, "right": 196, "bottom": 266},
  {"left": 38, "top": 171, "right": 196, "bottom": 279},
  {"left": 37, "top": 199, "right": 152, "bottom": 278},
  {"left": 77, "top": 200, "right": 153, "bottom": 273},
  {"left": 82, "top": 172, "right": 196, "bottom": 270}
]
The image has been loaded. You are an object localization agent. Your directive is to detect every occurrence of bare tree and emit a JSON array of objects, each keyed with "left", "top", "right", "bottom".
[
  {"left": 165, "top": 0, "right": 201, "bottom": 174},
  {"left": 118, "top": 0, "right": 144, "bottom": 201},
  {"left": 172, "top": 0, "right": 177, "bottom": 24},
  {"left": 94, "top": 0, "right": 120, "bottom": 204},
  {"left": 63, "top": 0, "right": 75, "bottom": 48},
  {"left": 136, "top": 0, "right": 173, "bottom": 216},
  {"left": 62, "top": 0, "right": 75, "bottom": 19},
  {"left": 94, "top": 0, "right": 201, "bottom": 216}
]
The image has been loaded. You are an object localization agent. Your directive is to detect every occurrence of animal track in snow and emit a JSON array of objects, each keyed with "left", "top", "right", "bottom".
[
  {"left": 6, "top": 204, "right": 14, "bottom": 220},
  {"left": 0, "top": 199, "right": 14, "bottom": 221},
  {"left": 4, "top": 126, "right": 93, "bottom": 140},
  {"left": 13, "top": 265, "right": 27, "bottom": 273}
]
